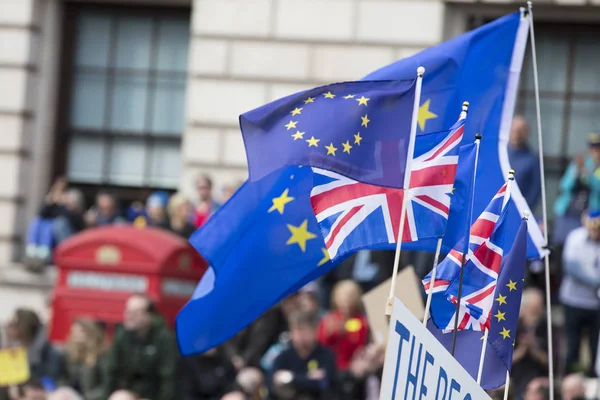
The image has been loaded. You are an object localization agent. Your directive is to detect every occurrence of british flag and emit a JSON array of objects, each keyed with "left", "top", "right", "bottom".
[
  {"left": 310, "top": 110, "right": 466, "bottom": 261},
  {"left": 423, "top": 180, "right": 512, "bottom": 332}
]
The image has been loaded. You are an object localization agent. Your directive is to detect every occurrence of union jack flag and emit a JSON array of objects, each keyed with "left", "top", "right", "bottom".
[
  {"left": 423, "top": 180, "right": 512, "bottom": 332},
  {"left": 310, "top": 110, "right": 467, "bottom": 261}
]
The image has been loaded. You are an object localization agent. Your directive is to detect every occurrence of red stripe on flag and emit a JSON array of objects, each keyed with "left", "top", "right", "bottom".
[
  {"left": 415, "top": 194, "right": 450, "bottom": 215},
  {"left": 424, "top": 125, "right": 464, "bottom": 162},
  {"left": 463, "top": 283, "right": 496, "bottom": 305},
  {"left": 311, "top": 182, "right": 399, "bottom": 215},
  {"left": 470, "top": 218, "right": 496, "bottom": 240},
  {"left": 410, "top": 164, "right": 458, "bottom": 188},
  {"left": 325, "top": 206, "right": 362, "bottom": 248},
  {"left": 473, "top": 243, "right": 503, "bottom": 274}
]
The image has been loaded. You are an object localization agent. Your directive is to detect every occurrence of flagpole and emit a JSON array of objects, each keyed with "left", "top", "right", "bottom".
[
  {"left": 422, "top": 238, "right": 443, "bottom": 325},
  {"left": 449, "top": 135, "right": 485, "bottom": 356},
  {"left": 503, "top": 372, "right": 511, "bottom": 400},
  {"left": 386, "top": 66, "right": 425, "bottom": 316},
  {"left": 527, "top": 3, "right": 555, "bottom": 399},
  {"left": 477, "top": 328, "right": 489, "bottom": 384},
  {"left": 423, "top": 125, "right": 479, "bottom": 325}
]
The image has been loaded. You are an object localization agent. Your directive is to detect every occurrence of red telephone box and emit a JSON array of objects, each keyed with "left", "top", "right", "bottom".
[{"left": 49, "top": 226, "right": 207, "bottom": 343}]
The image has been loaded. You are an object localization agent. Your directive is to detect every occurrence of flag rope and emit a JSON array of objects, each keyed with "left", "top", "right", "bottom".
[
  {"left": 526, "top": 2, "right": 555, "bottom": 398},
  {"left": 386, "top": 66, "right": 425, "bottom": 316}
]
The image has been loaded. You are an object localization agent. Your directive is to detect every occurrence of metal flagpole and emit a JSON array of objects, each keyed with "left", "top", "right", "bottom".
[
  {"left": 386, "top": 66, "right": 425, "bottom": 316},
  {"left": 477, "top": 328, "right": 489, "bottom": 384},
  {"left": 527, "top": 2, "right": 555, "bottom": 398},
  {"left": 449, "top": 134, "right": 484, "bottom": 355}
]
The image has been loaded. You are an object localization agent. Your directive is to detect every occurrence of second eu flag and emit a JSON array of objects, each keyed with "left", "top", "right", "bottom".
[{"left": 240, "top": 79, "right": 416, "bottom": 189}]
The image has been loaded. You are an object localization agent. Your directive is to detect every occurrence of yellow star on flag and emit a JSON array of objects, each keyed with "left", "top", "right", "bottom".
[
  {"left": 506, "top": 280, "right": 517, "bottom": 291},
  {"left": 291, "top": 131, "right": 305, "bottom": 140},
  {"left": 354, "top": 132, "right": 362, "bottom": 145},
  {"left": 417, "top": 99, "right": 438, "bottom": 131},
  {"left": 343, "top": 94, "right": 355, "bottom": 99},
  {"left": 304, "top": 97, "right": 315, "bottom": 104},
  {"left": 325, "top": 143, "right": 338, "bottom": 156},
  {"left": 342, "top": 141, "right": 352, "bottom": 154},
  {"left": 268, "top": 189, "right": 294, "bottom": 214},
  {"left": 499, "top": 327, "right": 511, "bottom": 340},
  {"left": 495, "top": 294, "right": 507, "bottom": 306},
  {"left": 286, "top": 220, "right": 317, "bottom": 252},
  {"left": 323, "top": 91, "right": 336, "bottom": 99},
  {"left": 290, "top": 107, "right": 303, "bottom": 116},
  {"left": 317, "top": 248, "right": 330, "bottom": 267},
  {"left": 356, "top": 96, "right": 370, "bottom": 106},
  {"left": 494, "top": 310, "right": 506, "bottom": 322},
  {"left": 361, "top": 114, "right": 370, "bottom": 128},
  {"left": 285, "top": 120, "right": 298, "bottom": 130},
  {"left": 306, "top": 136, "right": 320, "bottom": 147}
]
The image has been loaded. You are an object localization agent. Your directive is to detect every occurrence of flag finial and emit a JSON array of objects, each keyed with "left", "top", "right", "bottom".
[
  {"left": 509, "top": 169, "right": 515, "bottom": 180},
  {"left": 462, "top": 101, "right": 470, "bottom": 113},
  {"left": 417, "top": 66, "right": 425, "bottom": 77},
  {"left": 475, "top": 133, "right": 482, "bottom": 140}
]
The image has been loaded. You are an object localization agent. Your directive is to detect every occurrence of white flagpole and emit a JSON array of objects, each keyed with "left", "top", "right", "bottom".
[
  {"left": 527, "top": 3, "right": 555, "bottom": 398},
  {"left": 422, "top": 237, "right": 442, "bottom": 325},
  {"left": 423, "top": 124, "right": 479, "bottom": 325},
  {"left": 503, "top": 372, "right": 511, "bottom": 400},
  {"left": 477, "top": 328, "right": 489, "bottom": 384},
  {"left": 386, "top": 66, "right": 425, "bottom": 316}
]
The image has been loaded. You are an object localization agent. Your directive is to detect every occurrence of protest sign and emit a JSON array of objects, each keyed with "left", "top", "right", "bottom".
[
  {"left": 380, "top": 298, "right": 490, "bottom": 400},
  {"left": 0, "top": 347, "right": 29, "bottom": 387}
]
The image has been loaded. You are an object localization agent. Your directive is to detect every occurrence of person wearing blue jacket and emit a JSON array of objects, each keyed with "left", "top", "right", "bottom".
[{"left": 552, "top": 133, "right": 600, "bottom": 245}]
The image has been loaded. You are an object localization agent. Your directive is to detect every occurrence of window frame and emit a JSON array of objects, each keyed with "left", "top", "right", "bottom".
[{"left": 54, "top": 3, "right": 190, "bottom": 204}]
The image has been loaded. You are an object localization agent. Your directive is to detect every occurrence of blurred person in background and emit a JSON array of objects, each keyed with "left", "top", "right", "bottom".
[
  {"left": 220, "top": 392, "right": 247, "bottom": 400},
  {"left": 5, "top": 309, "right": 62, "bottom": 383},
  {"left": 132, "top": 192, "right": 170, "bottom": 229},
  {"left": 511, "top": 288, "right": 549, "bottom": 399},
  {"left": 181, "top": 347, "right": 237, "bottom": 400},
  {"left": 221, "top": 181, "right": 242, "bottom": 204},
  {"left": 14, "top": 379, "right": 47, "bottom": 400},
  {"left": 318, "top": 280, "right": 368, "bottom": 372},
  {"left": 24, "top": 177, "right": 85, "bottom": 271},
  {"left": 60, "top": 319, "right": 105, "bottom": 400},
  {"left": 225, "top": 295, "right": 295, "bottom": 372},
  {"left": 46, "top": 387, "right": 83, "bottom": 400},
  {"left": 167, "top": 193, "right": 195, "bottom": 239},
  {"left": 508, "top": 116, "right": 541, "bottom": 209},
  {"left": 523, "top": 377, "right": 550, "bottom": 400},
  {"left": 560, "top": 210, "right": 600, "bottom": 376},
  {"left": 85, "top": 192, "right": 123, "bottom": 227},
  {"left": 193, "top": 175, "right": 220, "bottom": 228},
  {"left": 340, "top": 343, "right": 386, "bottom": 400},
  {"left": 561, "top": 374, "right": 586, "bottom": 400},
  {"left": 235, "top": 367, "right": 266, "bottom": 400},
  {"left": 270, "top": 311, "right": 336, "bottom": 400},
  {"left": 296, "top": 282, "right": 325, "bottom": 320},
  {"left": 553, "top": 133, "right": 600, "bottom": 246},
  {"left": 107, "top": 391, "right": 139, "bottom": 400},
  {"left": 103, "top": 294, "right": 177, "bottom": 400}
]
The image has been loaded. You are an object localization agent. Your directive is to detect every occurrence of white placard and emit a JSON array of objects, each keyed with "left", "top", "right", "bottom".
[{"left": 380, "top": 297, "right": 490, "bottom": 400}]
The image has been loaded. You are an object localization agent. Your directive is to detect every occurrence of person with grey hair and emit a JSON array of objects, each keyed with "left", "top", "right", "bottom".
[{"left": 47, "top": 387, "right": 84, "bottom": 400}]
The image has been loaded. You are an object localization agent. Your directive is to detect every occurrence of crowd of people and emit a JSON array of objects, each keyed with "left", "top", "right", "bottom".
[{"left": 3, "top": 115, "right": 600, "bottom": 399}]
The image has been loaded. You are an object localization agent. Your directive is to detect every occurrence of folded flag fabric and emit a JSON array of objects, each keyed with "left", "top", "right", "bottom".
[
  {"left": 176, "top": 166, "right": 340, "bottom": 356},
  {"left": 363, "top": 11, "right": 544, "bottom": 258},
  {"left": 310, "top": 107, "right": 468, "bottom": 260},
  {"left": 424, "top": 180, "right": 511, "bottom": 332},
  {"left": 427, "top": 218, "right": 528, "bottom": 390},
  {"left": 241, "top": 79, "right": 416, "bottom": 189}
]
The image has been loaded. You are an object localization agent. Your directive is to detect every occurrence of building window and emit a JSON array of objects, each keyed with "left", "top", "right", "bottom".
[
  {"left": 60, "top": 6, "right": 190, "bottom": 191},
  {"left": 517, "top": 24, "right": 600, "bottom": 217}
]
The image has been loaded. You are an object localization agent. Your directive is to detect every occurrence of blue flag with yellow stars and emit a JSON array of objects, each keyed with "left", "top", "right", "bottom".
[
  {"left": 240, "top": 79, "right": 416, "bottom": 189},
  {"left": 364, "top": 12, "right": 545, "bottom": 259},
  {"left": 176, "top": 165, "right": 339, "bottom": 356},
  {"left": 426, "top": 219, "right": 528, "bottom": 390}
]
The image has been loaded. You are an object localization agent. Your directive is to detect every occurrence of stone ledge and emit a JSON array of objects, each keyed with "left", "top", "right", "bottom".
[{"left": 0, "top": 263, "right": 55, "bottom": 289}]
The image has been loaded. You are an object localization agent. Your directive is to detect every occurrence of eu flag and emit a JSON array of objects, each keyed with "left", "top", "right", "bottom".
[
  {"left": 176, "top": 166, "right": 339, "bottom": 356},
  {"left": 363, "top": 12, "right": 545, "bottom": 258},
  {"left": 241, "top": 80, "right": 416, "bottom": 189},
  {"left": 427, "top": 219, "right": 528, "bottom": 389}
]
